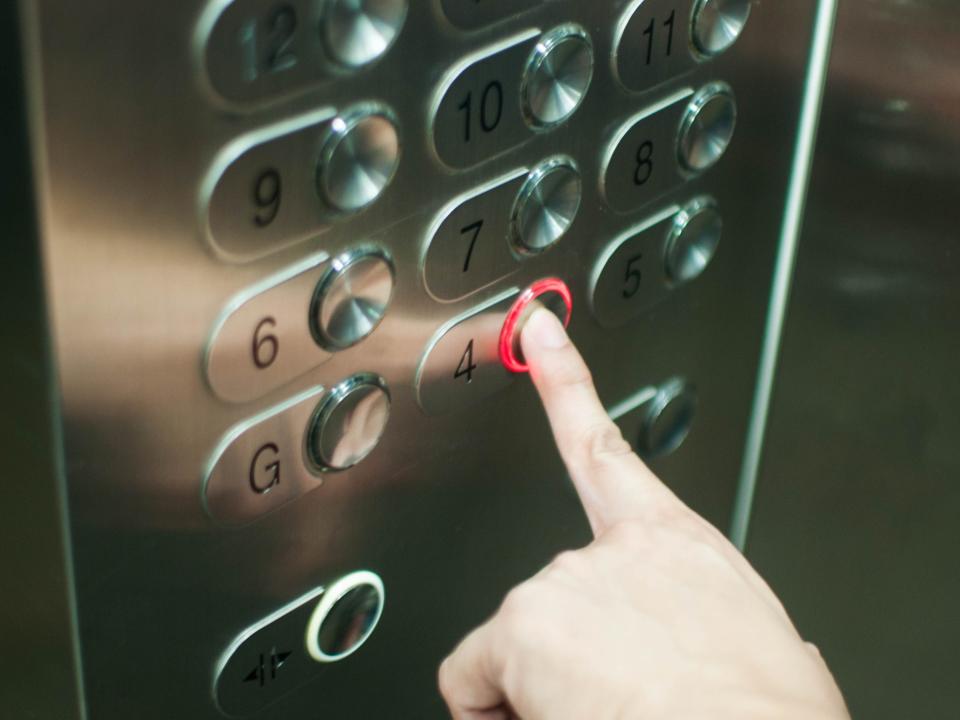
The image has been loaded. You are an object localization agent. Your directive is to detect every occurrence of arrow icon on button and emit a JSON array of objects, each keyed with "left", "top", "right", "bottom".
[{"left": 243, "top": 648, "right": 292, "bottom": 687}]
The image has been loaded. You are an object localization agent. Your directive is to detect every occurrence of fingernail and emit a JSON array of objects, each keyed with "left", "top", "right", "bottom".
[{"left": 523, "top": 307, "right": 568, "bottom": 350}]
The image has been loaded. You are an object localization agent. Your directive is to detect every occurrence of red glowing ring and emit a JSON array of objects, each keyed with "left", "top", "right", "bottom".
[{"left": 499, "top": 278, "right": 573, "bottom": 373}]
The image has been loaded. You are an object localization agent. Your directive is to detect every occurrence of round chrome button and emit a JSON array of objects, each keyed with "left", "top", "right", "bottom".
[
  {"left": 691, "top": 0, "right": 752, "bottom": 57},
  {"left": 311, "top": 247, "right": 395, "bottom": 350},
  {"left": 317, "top": 108, "right": 400, "bottom": 213},
  {"left": 306, "top": 570, "right": 385, "bottom": 662},
  {"left": 308, "top": 374, "right": 390, "bottom": 471},
  {"left": 677, "top": 83, "right": 737, "bottom": 174},
  {"left": 522, "top": 25, "right": 594, "bottom": 128},
  {"left": 322, "top": 0, "right": 408, "bottom": 68},
  {"left": 512, "top": 159, "right": 582, "bottom": 254},
  {"left": 638, "top": 379, "right": 697, "bottom": 458},
  {"left": 665, "top": 198, "right": 722, "bottom": 285}
]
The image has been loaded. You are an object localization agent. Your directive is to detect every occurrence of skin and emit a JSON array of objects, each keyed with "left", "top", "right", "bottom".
[{"left": 438, "top": 308, "right": 850, "bottom": 720}]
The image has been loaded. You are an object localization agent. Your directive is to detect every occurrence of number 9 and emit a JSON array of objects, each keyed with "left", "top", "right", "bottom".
[{"left": 253, "top": 168, "right": 282, "bottom": 227}]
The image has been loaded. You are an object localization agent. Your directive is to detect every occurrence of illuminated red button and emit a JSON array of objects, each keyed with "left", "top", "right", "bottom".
[{"left": 498, "top": 277, "right": 573, "bottom": 373}]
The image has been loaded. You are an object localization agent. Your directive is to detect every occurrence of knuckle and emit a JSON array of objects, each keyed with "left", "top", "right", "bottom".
[
  {"left": 573, "top": 422, "right": 633, "bottom": 472},
  {"left": 547, "top": 354, "right": 595, "bottom": 391},
  {"left": 603, "top": 521, "right": 650, "bottom": 550},
  {"left": 549, "top": 549, "right": 587, "bottom": 577},
  {"left": 499, "top": 583, "right": 537, "bottom": 625}
]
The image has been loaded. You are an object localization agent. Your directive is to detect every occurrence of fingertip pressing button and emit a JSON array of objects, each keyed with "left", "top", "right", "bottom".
[{"left": 499, "top": 278, "right": 572, "bottom": 373}]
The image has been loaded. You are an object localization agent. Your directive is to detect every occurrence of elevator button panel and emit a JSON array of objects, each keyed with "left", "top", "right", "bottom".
[
  {"left": 215, "top": 571, "right": 384, "bottom": 717},
  {"left": 206, "top": 255, "right": 333, "bottom": 404},
  {"left": 590, "top": 197, "right": 721, "bottom": 329},
  {"left": 602, "top": 85, "right": 736, "bottom": 214},
  {"left": 306, "top": 374, "right": 391, "bottom": 472},
  {"left": 439, "top": 0, "right": 542, "bottom": 30},
  {"left": 416, "top": 291, "right": 519, "bottom": 415},
  {"left": 203, "top": 386, "right": 327, "bottom": 526},
  {"left": 201, "top": 0, "right": 407, "bottom": 106}
]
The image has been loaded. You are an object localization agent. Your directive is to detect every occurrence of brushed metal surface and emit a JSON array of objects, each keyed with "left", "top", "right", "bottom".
[
  {"left": 21, "top": 0, "right": 818, "bottom": 717},
  {"left": 748, "top": 1, "right": 960, "bottom": 717}
]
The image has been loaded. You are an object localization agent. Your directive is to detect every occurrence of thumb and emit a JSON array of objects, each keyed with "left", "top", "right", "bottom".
[{"left": 520, "top": 308, "right": 675, "bottom": 535}]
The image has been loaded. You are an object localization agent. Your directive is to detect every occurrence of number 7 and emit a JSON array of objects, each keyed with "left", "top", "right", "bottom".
[{"left": 460, "top": 219, "right": 483, "bottom": 273}]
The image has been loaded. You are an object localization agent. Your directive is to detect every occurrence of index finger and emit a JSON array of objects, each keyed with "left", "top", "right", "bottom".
[{"left": 519, "top": 308, "right": 676, "bottom": 534}]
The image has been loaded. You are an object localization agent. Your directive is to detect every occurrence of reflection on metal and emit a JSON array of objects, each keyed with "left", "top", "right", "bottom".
[
  {"left": 307, "top": 374, "right": 391, "bottom": 471},
  {"left": 305, "top": 571, "right": 385, "bottom": 662},
  {"left": 322, "top": 0, "right": 407, "bottom": 69},
  {"left": 637, "top": 378, "right": 698, "bottom": 458},
  {"left": 678, "top": 83, "right": 737, "bottom": 174},
  {"left": 511, "top": 157, "right": 582, "bottom": 253},
  {"left": 665, "top": 197, "right": 721, "bottom": 285},
  {"left": 311, "top": 247, "right": 395, "bottom": 350},
  {"left": 521, "top": 25, "right": 593, "bottom": 128},
  {"left": 731, "top": 0, "right": 839, "bottom": 549},
  {"left": 317, "top": 107, "right": 400, "bottom": 213},
  {"left": 691, "top": 0, "right": 752, "bottom": 58}
]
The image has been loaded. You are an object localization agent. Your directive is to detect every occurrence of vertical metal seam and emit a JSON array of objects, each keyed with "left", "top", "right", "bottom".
[
  {"left": 18, "top": 0, "right": 89, "bottom": 717},
  {"left": 730, "top": 0, "right": 839, "bottom": 550}
]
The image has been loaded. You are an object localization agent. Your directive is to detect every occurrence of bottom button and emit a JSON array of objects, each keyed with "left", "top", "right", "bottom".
[
  {"left": 498, "top": 278, "right": 573, "bottom": 373},
  {"left": 215, "top": 571, "right": 385, "bottom": 717},
  {"left": 637, "top": 378, "right": 697, "bottom": 458},
  {"left": 305, "top": 570, "right": 385, "bottom": 662}
]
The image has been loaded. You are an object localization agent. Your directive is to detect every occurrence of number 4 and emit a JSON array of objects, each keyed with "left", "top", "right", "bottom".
[{"left": 455, "top": 339, "right": 478, "bottom": 383}]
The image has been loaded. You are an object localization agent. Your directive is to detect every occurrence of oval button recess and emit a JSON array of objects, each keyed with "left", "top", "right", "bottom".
[
  {"left": 440, "top": 0, "right": 541, "bottom": 30},
  {"left": 422, "top": 170, "right": 527, "bottom": 302},
  {"left": 589, "top": 205, "right": 679, "bottom": 328},
  {"left": 432, "top": 31, "right": 540, "bottom": 169},
  {"left": 203, "top": 386, "right": 327, "bottom": 527},
  {"left": 215, "top": 570, "right": 385, "bottom": 717},
  {"left": 215, "top": 586, "right": 326, "bottom": 717},
  {"left": 200, "top": 0, "right": 407, "bottom": 106},
  {"left": 416, "top": 290, "right": 519, "bottom": 415},
  {"left": 602, "top": 87, "right": 698, "bottom": 214},
  {"left": 613, "top": 0, "right": 697, "bottom": 93},
  {"left": 205, "top": 254, "right": 333, "bottom": 404},
  {"left": 201, "top": 0, "right": 327, "bottom": 105},
  {"left": 203, "top": 109, "right": 337, "bottom": 262}
]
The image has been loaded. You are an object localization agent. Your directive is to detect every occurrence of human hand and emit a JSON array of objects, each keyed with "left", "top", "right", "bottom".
[{"left": 438, "top": 308, "right": 849, "bottom": 720}]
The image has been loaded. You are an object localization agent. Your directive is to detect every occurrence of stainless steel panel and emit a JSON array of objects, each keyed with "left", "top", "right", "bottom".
[
  {"left": 18, "top": 0, "right": 819, "bottom": 717},
  {"left": 748, "top": 1, "right": 960, "bottom": 718}
]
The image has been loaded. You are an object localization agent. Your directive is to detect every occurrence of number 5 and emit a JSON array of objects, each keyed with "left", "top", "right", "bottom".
[{"left": 622, "top": 254, "right": 643, "bottom": 298}]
